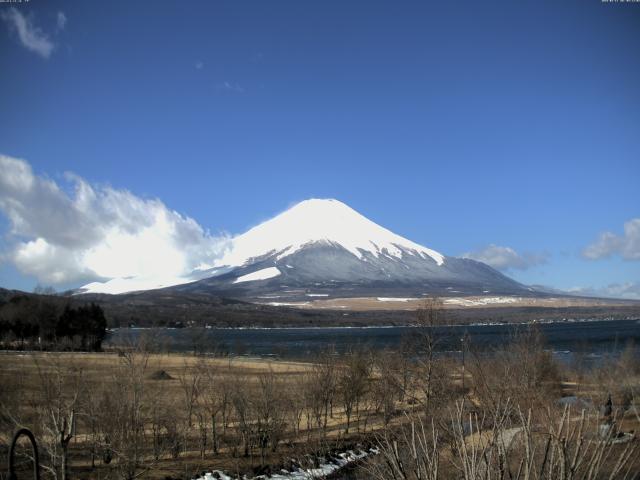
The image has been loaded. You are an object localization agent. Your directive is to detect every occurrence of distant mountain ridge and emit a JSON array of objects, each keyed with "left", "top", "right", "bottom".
[{"left": 81, "top": 198, "right": 532, "bottom": 300}]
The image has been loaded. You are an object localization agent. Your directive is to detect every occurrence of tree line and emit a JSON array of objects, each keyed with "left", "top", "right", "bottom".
[{"left": 0, "top": 294, "right": 107, "bottom": 351}]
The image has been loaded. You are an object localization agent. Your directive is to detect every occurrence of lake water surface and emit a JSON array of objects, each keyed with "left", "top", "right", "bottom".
[{"left": 105, "top": 319, "right": 640, "bottom": 360}]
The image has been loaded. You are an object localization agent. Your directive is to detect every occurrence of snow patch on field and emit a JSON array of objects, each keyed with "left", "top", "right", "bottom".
[
  {"left": 233, "top": 267, "right": 281, "bottom": 284},
  {"left": 444, "top": 296, "right": 521, "bottom": 306},
  {"left": 193, "top": 448, "right": 377, "bottom": 480},
  {"left": 266, "top": 301, "right": 311, "bottom": 307},
  {"left": 377, "top": 297, "right": 420, "bottom": 302},
  {"left": 306, "top": 293, "right": 329, "bottom": 297}
]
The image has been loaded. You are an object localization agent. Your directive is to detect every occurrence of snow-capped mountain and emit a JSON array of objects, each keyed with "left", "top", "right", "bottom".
[
  {"left": 80, "top": 198, "right": 528, "bottom": 298},
  {"left": 165, "top": 199, "right": 528, "bottom": 300}
]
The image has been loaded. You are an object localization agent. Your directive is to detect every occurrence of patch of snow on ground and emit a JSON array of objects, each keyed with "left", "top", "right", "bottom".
[
  {"left": 266, "top": 302, "right": 311, "bottom": 307},
  {"left": 444, "top": 296, "right": 521, "bottom": 306},
  {"left": 306, "top": 293, "right": 329, "bottom": 297},
  {"left": 233, "top": 267, "right": 281, "bottom": 284},
  {"left": 193, "top": 448, "right": 377, "bottom": 480},
  {"left": 377, "top": 297, "right": 420, "bottom": 302}
]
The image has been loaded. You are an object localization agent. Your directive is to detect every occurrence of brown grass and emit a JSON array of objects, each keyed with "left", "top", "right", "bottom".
[{"left": 0, "top": 351, "right": 387, "bottom": 479}]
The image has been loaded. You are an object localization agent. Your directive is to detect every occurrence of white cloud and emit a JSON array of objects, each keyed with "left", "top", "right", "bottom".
[
  {"left": 462, "top": 244, "right": 548, "bottom": 271},
  {"left": 583, "top": 218, "right": 640, "bottom": 261},
  {"left": 12, "top": 238, "right": 91, "bottom": 285},
  {"left": 195, "top": 60, "right": 204, "bottom": 70},
  {"left": 0, "top": 154, "right": 229, "bottom": 289},
  {"left": 56, "top": 12, "right": 67, "bottom": 32},
  {"left": 1, "top": 8, "right": 55, "bottom": 58},
  {"left": 567, "top": 282, "right": 640, "bottom": 301}
]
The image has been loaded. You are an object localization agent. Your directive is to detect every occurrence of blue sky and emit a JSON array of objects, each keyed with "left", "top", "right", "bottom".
[{"left": 0, "top": 0, "right": 639, "bottom": 297}]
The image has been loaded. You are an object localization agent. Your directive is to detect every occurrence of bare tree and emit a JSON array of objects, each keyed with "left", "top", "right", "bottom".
[
  {"left": 32, "top": 356, "right": 84, "bottom": 480},
  {"left": 373, "top": 351, "right": 403, "bottom": 427},
  {"left": 177, "top": 359, "right": 202, "bottom": 456},
  {"left": 252, "top": 368, "right": 287, "bottom": 465},
  {"left": 337, "top": 349, "right": 371, "bottom": 434},
  {"left": 230, "top": 375, "right": 253, "bottom": 459},
  {"left": 414, "top": 297, "right": 450, "bottom": 415},
  {"left": 369, "top": 414, "right": 440, "bottom": 480},
  {"left": 371, "top": 399, "right": 637, "bottom": 480},
  {"left": 98, "top": 337, "right": 153, "bottom": 480},
  {"left": 287, "top": 374, "right": 307, "bottom": 436},
  {"left": 307, "top": 349, "right": 337, "bottom": 433},
  {"left": 468, "top": 325, "right": 561, "bottom": 419}
]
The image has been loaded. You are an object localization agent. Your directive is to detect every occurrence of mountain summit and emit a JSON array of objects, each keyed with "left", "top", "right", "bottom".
[{"left": 217, "top": 198, "right": 445, "bottom": 268}]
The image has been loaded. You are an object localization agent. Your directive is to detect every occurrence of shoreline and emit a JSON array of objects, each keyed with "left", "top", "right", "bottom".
[{"left": 109, "top": 316, "right": 640, "bottom": 331}]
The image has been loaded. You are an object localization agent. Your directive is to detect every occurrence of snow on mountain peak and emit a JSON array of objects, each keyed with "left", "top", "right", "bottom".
[{"left": 217, "top": 198, "right": 445, "bottom": 267}]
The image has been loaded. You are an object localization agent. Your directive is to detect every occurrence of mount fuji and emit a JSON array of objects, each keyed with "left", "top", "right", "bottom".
[{"left": 80, "top": 198, "right": 529, "bottom": 300}]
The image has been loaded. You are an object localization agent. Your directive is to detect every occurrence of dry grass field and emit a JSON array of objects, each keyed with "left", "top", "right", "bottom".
[{"left": 0, "top": 348, "right": 419, "bottom": 480}]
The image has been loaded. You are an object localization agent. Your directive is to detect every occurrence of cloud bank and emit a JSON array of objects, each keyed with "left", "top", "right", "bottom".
[
  {"left": 582, "top": 218, "right": 640, "bottom": 261},
  {"left": 0, "top": 155, "right": 228, "bottom": 291},
  {"left": 462, "top": 244, "right": 548, "bottom": 271},
  {"left": 567, "top": 282, "right": 640, "bottom": 301},
  {"left": 1, "top": 8, "right": 55, "bottom": 58}
]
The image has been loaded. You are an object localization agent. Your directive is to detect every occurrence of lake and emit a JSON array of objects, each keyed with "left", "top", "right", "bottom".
[{"left": 105, "top": 318, "right": 640, "bottom": 360}]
